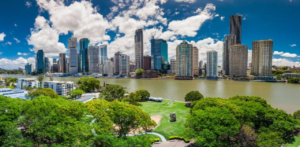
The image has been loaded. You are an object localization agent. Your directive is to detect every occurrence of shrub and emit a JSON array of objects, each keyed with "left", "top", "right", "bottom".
[{"left": 169, "top": 136, "right": 189, "bottom": 143}]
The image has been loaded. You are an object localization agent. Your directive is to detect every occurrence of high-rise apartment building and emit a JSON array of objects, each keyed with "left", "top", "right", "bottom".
[
  {"left": 79, "top": 38, "right": 90, "bottom": 73},
  {"left": 150, "top": 38, "right": 168, "bottom": 73},
  {"left": 193, "top": 47, "right": 199, "bottom": 76},
  {"left": 251, "top": 40, "right": 273, "bottom": 76},
  {"left": 176, "top": 41, "right": 193, "bottom": 77},
  {"left": 104, "top": 60, "right": 114, "bottom": 76},
  {"left": 119, "top": 54, "right": 130, "bottom": 76},
  {"left": 25, "top": 63, "right": 32, "bottom": 74},
  {"left": 143, "top": 56, "right": 151, "bottom": 71},
  {"left": 135, "top": 29, "right": 143, "bottom": 69},
  {"left": 199, "top": 60, "right": 203, "bottom": 68},
  {"left": 114, "top": 51, "right": 121, "bottom": 75},
  {"left": 223, "top": 34, "right": 237, "bottom": 75},
  {"left": 88, "top": 46, "right": 100, "bottom": 74},
  {"left": 230, "top": 15, "right": 242, "bottom": 44},
  {"left": 229, "top": 44, "right": 248, "bottom": 77},
  {"left": 59, "top": 53, "right": 66, "bottom": 73},
  {"left": 170, "top": 59, "right": 176, "bottom": 74},
  {"left": 36, "top": 50, "right": 45, "bottom": 74},
  {"left": 69, "top": 37, "right": 78, "bottom": 75},
  {"left": 207, "top": 51, "right": 218, "bottom": 78},
  {"left": 100, "top": 45, "right": 108, "bottom": 65}
]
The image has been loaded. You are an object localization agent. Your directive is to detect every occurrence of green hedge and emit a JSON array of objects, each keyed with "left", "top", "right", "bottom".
[
  {"left": 151, "top": 138, "right": 160, "bottom": 143},
  {"left": 169, "top": 136, "right": 189, "bottom": 143}
]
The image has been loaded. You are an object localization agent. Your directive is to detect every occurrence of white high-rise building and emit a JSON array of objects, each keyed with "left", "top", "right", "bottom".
[
  {"left": 69, "top": 37, "right": 78, "bottom": 75},
  {"left": 170, "top": 59, "right": 177, "bottom": 74},
  {"left": 193, "top": 47, "right": 199, "bottom": 76},
  {"left": 88, "top": 46, "right": 100, "bottom": 74},
  {"left": 207, "top": 51, "right": 218, "bottom": 78},
  {"left": 251, "top": 40, "right": 273, "bottom": 76},
  {"left": 119, "top": 54, "right": 130, "bottom": 76},
  {"left": 104, "top": 60, "right": 114, "bottom": 76},
  {"left": 42, "top": 81, "right": 74, "bottom": 96}
]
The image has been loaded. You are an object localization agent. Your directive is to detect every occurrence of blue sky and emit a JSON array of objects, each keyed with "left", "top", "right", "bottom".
[{"left": 0, "top": 0, "right": 299, "bottom": 69}]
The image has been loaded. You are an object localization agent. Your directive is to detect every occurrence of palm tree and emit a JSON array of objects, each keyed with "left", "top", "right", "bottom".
[{"left": 37, "top": 75, "right": 44, "bottom": 88}]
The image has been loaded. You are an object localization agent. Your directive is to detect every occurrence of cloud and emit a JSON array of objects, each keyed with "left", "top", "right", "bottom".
[
  {"left": 0, "top": 57, "right": 35, "bottom": 70},
  {"left": 17, "top": 52, "right": 29, "bottom": 56},
  {"left": 14, "top": 38, "right": 20, "bottom": 43},
  {"left": 290, "top": 44, "right": 296, "bottom": 47},
  {"left": 0, "top": 52, "right": 3, "bottom": 55},
  {"left": 6, "top": 42, "right": 12, "bottom": 45},
  {"left": 273, "top": 51, "right": 298, "bottom": 58},
  {"left": 243, "top": 17, "right": 246, "bottom": 20},
  {"left": 174, "top": 0, "right": 196, "bottom": 3},
  {"left": 25, "top": 1, "right": 32, "bottom": 8},
  {"left": 0, "top": 33, "right": 5, "bottom": 41},
  {"left": 220, "top": 16, "right": 225, "bottom": 21},
  {"left": 14, "top": 24, "right": 17, "bottom": 27},
  {"left": 273, "top": 58, "right": 300, "bottom": 67}
]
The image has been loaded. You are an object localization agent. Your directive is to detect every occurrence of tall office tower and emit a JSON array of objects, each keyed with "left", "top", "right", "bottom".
[
  {"left": 119, "top": 54, "right": 130, "bottom": 76},
  {"left": 114, "top": 51, "right": 121, "bottom": 75},
  {"left": 69, "top": 37, "right": 78, "bottom": 75},
  {"left": 143, "top": 56, "right": 151, "bottom": 71},
  {"left": 130, "top": 64, "right": 136, "bottom": 72},
  {"left": 230, "top": 15, "right": 242, "bottom": 44},
  {"left": 110, "top": 57, "right": 114, "bottom": 62},
  {"left": 100, "top": 45, "right": 108, "bottom": 65},
  {"left": 251, "top": 40, "right": 273, "bottom": 76},
  {"left": 25, "top": 63, "right": 32, "bottom": 74},
  {"left": 59, "top": 53, "right": 66, "bottom": 73},
  {"left": 223, "top": 34, "right": 237, "bottom": 75},
  {"left": 45, "top": 57, "right": 49, "bottom": 73},
  {"left": 199, "top": 60, "right": 203, "bottom": 68},
  {"left": 207, "top": 51, "right": 218, "bottom": 78},
  {"left": 66, "top": 57, "right": 69, "bottom": 73},
  {"left": 229, "top": 44, "right": 248, "bottom": 77},
  {"left": 193, "top": 47, "right": 199, "bottom": 76},
  {"left": 104, "top": 60, "right": 114, "bottom": 76},
  {"left": 36, "top": 50, "right": 45, "bottom": 74},
  {"left": 150, "top": 38, "right": 168, "bottom": 72},
  {"left": 52, "top": 63, "right": 59, "bottom": 73},
  {"left": 53, "top": 58, "right": 57, "bottom": 64},
  {"left": 79, "top": 38, "right": 90, "bottom": 73},
  {"left": 176, "top": 41, "right": 193, "bottom": 77},
  {"left": 88, "top": 46, "right": 100, "bottom": 74},
  {"left": 135, "top": 29, "right": 144, "bottom": 69},
  {"left": 170, "top": 59, "right": 176, "bottom": 74}
]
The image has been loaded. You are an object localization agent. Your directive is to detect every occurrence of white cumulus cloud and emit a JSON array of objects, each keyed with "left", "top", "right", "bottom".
[
  {"left": 290, "top": 44, "right": 296, "bottom": 47},
  {"left": 14, "top": 38, "right": 20, "bottom": 43},
  {"left": 174, "top": 0, "right": 196, "bottom": 3},
  {"left": 17, "top": 52, "right": 29, "bottom": 56},
  {"left": 0, "top": 57, "right": 35, "bottom": 70},
  {"left": 273, "top": 51, "right": 298, "bottom": 58},
  {"left": 0, "top": 33, "right": 5, "bottom": 41}
]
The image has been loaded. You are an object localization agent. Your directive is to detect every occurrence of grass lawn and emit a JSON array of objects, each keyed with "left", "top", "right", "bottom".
[
  {"left": 140, "top": 100, "right": 190, "bottom": 139},
  {"left": 286, "top": 136, "right": 300, "bottom": 147}
]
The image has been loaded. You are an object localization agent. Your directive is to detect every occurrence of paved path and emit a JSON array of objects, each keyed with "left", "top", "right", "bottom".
[{"left": 126, "top": 132, "right": 167, "bottom": 142}]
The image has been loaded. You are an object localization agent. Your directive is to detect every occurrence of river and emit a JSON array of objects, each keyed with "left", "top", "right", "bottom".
[{"left": 1, "top": 74, "right": 300, "bottom": 114}]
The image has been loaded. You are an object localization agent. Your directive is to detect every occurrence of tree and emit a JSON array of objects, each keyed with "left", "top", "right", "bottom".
[
  {"left": 6, "top": 86, "right": 14, "bottom": 89},
  {"left": 69, "top": 89, "right": 85, "bottom": 99},
  {"left": 77, "top": 77, "right": 100, "bottom": 92},
  {"left": 49, "top": 76, "right": 53, "bottom": 81},
  {"left": 136, "top": 89, "right": 150, "bottom": 101},
  {"left": 184, "top": 91, "right": 204, "bottom": 102},
  {"left": 126, "top": 92, "right": 142, "bottom": 106},
  {"left": 288, "top": 77, "right": 300, "bottom": 84},
  {"left": 135, "top": 68, "right": 144, "bottom": 77},
  {"left": 100, "top": 84, "right": 125, "bottom": 102},
  {"left": 25, "top": 88, "right": 58, "bottom": 99},
  {"left": 4, "top": 77, "right": 17, "bottom": 86},
  {"left": 293, "top": 110, "right": 300, "bottom": 119},
  {"left": 23, "top": 86, "right": 34, "bottom": 91},
  {"left": 37, "top": 75, "right": 44, "bottom": 87}
]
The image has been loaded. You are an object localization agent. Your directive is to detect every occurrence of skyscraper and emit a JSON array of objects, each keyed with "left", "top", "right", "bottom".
[
  {"left": 143, "top": 56, "right": 151, "bottom": 71},
  {"left": 100, "top": 45, "right": 108, "bottom": 65},
  {"left": 45, "top": 57, "right": 49, "bottom": 73},
  {"left": 193, "top": 47, "right": 199, "bottom": 76},
  {"left": 135, "top": 29, "right": 143, "bottom": 69},
  {"left": 104, "top": 60, "right": 114, "bottom": 76},
  {"left": 223, "top": 34, "right": 237, "bottom": 75},
  {"left": 170, "top": 59, "right": 176, "bottom": 74},
  {"left": 230, "top": 15, "right": 242, "bottom": 44},
  {"left": 251, "top": 40, "right": 273, "bottom": 76},
  {"left": 36, "top": 50, "right": 45, "bottom": 74},
  {"left": 199, "top": 60, "right": 203, "bottom": 68},
  {"left": 114, "top": 51, "right": 121, "bottom": 75},
  {"left": 79, "top": 38, "right": 90, "bottom": 73},
  {"left": 69, "top": 37, "right": 78, "bottom": 75},
  {"left": 59, "top": 53, "right": 66, "bottom": 73},
  {"left": 207, "top": 51, "right": 218, "bottom": 78},
  {"left": 229, "top": 44, "right": 248, "bottom": 77},
  {"left": 151, "top": 38, "right": 168, "bottom": 73},
  {"left": 176, "top": 41, "right": 193, "bottom": 77},
  {"left": 119, "top": 54, "right": 130, "bottom": 76},
  {"left": 88, "top": 46, "right": 100, "bottom": 74},
  {"left": 25, "top": 63, "right": 32, "bottom": 74}
]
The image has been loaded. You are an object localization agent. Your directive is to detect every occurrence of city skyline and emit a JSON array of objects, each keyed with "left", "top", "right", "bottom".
[{"left": 0, "top": 0, "right": 300, "bottom": 70}]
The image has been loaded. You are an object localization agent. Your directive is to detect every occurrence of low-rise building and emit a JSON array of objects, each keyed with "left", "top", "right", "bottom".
[
  {"left": 17, "top": 78, "right": 40, "bottom": 89},
  {"left": 0, "top": 88, "right": 28, "bottom": 100},
  {"left": 42, "top": 81, "right": 74, "bottom": 96}
]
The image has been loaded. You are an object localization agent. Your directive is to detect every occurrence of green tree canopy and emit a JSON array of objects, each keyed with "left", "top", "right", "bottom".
[
  {"left": 126, "top": 92, "right": 142, "bottom": 106},
  {"left": 288, "top": 77, "right": 300, "bottom": 84},
  {"left": 37, "top": 75, "right": 44, "bottom": 87},
  {"left": 69, "top": 89, "right": 85, "bottom": 99},
  {"left": 184, "top": 91, "right": 204, "bottom": 102},
  {"left": 100, "top": 84, "right": 125, "bottom": 102},
  {"left": 25, "top": 88, "right": 58, "bottom": 99},
  {"left": 136, "top": 89, "right": 150, "bottom": 101},
  {"left": 77, "top": 77, "right": 100, "bottom": 92},
  {"left": 293, "top": 110, "right": 300, "bottom": 119},
  {"left": 4, "top": 77, "right": 18, "bottom": 86},
  {"left": 135, "top": 68, "right": 144, "bottom": 77}
]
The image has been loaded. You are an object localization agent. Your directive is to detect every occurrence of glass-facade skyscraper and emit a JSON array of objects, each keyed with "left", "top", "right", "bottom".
[
  {"left": 36, "top": 50, "right": 45, "bottom": 74},
  {"left": 207, "top": 50, "right": 218, "bottom": 78},
  {"left": 151, "top": 38, "right": 168, "bottom": 73},
  {"left": 25, "top": 63, "right": 32, "bottom": 74},
  {"left": 100, "top": 45, "right": 108, "bottom": 65},
  {"left": 79, "top": 38, "right": 90, "bottom": 73},
  {"left": 45, "top": 57, "right": 49, "bottom": 73}
]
